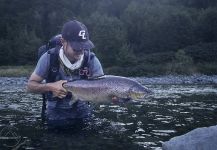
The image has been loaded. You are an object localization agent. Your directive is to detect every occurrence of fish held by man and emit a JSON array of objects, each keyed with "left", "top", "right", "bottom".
[{"left": 63, "top": 75, "right": 152, "bottom": 103}]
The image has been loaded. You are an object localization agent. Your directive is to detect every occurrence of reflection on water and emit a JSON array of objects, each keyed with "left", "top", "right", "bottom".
[{"left": 0, "top": 78, "right": 217, "bottom": 149}]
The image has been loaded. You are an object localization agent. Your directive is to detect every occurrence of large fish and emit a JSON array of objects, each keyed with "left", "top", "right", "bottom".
[{"left": 63, "top": 75, "right": 152, "bottom": 103}]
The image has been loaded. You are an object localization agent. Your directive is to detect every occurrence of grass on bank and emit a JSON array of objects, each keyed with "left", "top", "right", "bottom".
[
  {"left": 0, "top": 66, "right": 34, "bottom": 77},
  {"left": 104, "top": 63, "right": 217, "bottom": 77},
  {"left": 0, "top": 63, "right": 217, "bottom": 77}
]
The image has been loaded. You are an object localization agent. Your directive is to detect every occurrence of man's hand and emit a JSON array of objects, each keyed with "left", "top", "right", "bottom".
[
  {"left": 48, "top": 80, "right": 68, "bottom": 99},
  {"left": 27, "top": 73, "right": 68, "bottom": 99}
]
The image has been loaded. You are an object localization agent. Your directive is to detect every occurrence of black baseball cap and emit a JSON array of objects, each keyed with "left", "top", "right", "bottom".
[{"left": 61, "top": 20, "right": 94, "bottom": 51}]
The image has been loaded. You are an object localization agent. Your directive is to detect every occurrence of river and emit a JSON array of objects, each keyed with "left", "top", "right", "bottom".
[{"left": 0, "top": 77, "right": 217, "bottom": 150}]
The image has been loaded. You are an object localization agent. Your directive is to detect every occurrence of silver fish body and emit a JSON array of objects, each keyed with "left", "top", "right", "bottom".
[{"left": 63, "top": 75, "right": 152, "bottom": 103}]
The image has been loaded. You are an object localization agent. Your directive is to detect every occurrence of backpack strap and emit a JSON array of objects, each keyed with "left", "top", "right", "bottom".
[
  {"left": 83, "top": 49, "right": 90, "bottom": 68},
  {"left": 38, "top": 45, "right": 47, "bottom": 60},
  {"left": 43, "top": 46, "right": 62, "bottom": 105},
  {"left": 46, "top": 46, "right": 61, "bottom": 83}
]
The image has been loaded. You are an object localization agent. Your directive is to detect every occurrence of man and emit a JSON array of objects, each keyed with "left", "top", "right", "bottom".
[{"left": 27, "top": 20, "right": 104, "bottom": 129}]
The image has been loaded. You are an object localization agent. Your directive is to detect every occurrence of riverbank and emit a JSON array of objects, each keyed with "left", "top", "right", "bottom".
[
  {"left": 1, "top": 66, "right": 217, "bottom": 85},
  {"left": 1, "top": 65, "right": 217, "bottom": 78},
  {"left": 0, "top": 66, "right": 34, "bottom": 77}
]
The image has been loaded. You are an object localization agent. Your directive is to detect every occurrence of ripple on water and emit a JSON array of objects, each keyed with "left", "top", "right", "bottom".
[
  {"left": 134, "top": 141, "right": 158, "bottom": 149},
  {"left": 0, "top": 77, "right": 217, "bottom": 150},
  {"left": 135, "top": 128, "right": 145, "bottom": 133}
]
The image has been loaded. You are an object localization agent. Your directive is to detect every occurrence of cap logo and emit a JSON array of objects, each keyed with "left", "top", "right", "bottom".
[{"left": 78, "top": 30, "right": 86, "bottom": 39}]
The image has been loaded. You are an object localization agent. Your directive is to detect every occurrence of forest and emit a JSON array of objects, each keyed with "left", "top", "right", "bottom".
[{"left": 0, "top": 0, "right": 217, "bottom": 76}]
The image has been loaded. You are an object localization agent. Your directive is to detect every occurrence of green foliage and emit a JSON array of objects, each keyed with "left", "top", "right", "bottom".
[
  {"left": 166, "top": 49, "right": 196, "bottom": 75},
  {"left": 87, "top": 12, "right": 127, "bottom": 67},
  {"left": 196, "top": 63, "right": 217, "bottom": 75},
  {"left": 116, "top": 44, "right": 137, "bottom": 67},
  {"left": 184, "top": 42, "right": 217, "bottom": 63},
  {"left": 0, "top": 65, "right": 34, "bottom": 77},
  {"left": 15, "top": 29, "right": 42, "bottom": 64},
  {"left": 105, "top": 63, "right": 169, "bottom": 77},
  {"left": 174, "top": 0, "right": 217, "bottom": 9},
  {"left": 0, "top": 0, "right": 216, "bottom": 76},
  {"left": 196, "top": 8, "right": 217, "bottom": 43}
]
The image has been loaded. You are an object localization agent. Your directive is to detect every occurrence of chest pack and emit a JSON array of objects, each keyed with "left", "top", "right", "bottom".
[
  {"left": 38, "top": 45, "right": 94, "bottom": 82},
  {"left": 46, "top": 46, "right": 94, "bottom": 82}
]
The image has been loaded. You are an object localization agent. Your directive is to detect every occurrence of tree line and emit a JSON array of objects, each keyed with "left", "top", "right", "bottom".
[{"left": 0, "top": 0, "right": 217, "bottom": 76}]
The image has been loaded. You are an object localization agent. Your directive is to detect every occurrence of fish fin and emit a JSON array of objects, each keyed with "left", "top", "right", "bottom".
[
  {"left": 69, "top": 100, "right": 76, "bottom": 106},
  {"left": 112, "top": 96, "right": 118, "bottom": 101},
  {"left": 111, "top": 96, "right": 122, "bottom": 104},
  {"left": 69, "top": 94, "right": 77, "bottom": 106},
  {"left": 111, "top": 96, "right": 131, "bottom": 104}
]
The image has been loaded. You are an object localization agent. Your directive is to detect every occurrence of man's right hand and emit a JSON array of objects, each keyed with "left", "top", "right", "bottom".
[
  {"left": 47, "top": 80, "right": 68, "bottom": 99},
  {"left": 27, "top": 73, "right": 68, "bottom": 99}
]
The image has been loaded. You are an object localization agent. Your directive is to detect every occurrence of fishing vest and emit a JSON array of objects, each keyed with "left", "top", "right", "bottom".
[
  {"left": 45, "top": 46, "right": 95, "bottom": 101},
  {"left": 46, "top": 46, "right": 95, "bottom": 82}
]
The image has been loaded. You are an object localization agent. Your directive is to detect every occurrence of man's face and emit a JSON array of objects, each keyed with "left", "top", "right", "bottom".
[{"left": 62, "top": 40, "right": 84, "bottom": 62}]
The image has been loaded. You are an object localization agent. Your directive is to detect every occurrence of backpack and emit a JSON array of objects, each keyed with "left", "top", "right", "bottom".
[{"left": 37, "top": 34, "right": 62, "bottom": 60}]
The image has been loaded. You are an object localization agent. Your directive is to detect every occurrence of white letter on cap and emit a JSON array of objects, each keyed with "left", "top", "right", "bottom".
[{"left": 78, "top": 30, "right": 86, "bottom": 39}]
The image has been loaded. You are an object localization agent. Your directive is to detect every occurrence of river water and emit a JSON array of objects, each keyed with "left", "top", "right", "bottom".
[{"left": 0, "top": 77, "right": 217, "bottom": 150}]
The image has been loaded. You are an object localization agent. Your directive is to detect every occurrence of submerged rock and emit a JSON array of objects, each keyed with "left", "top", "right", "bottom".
[{"left": 163, "top": 125, "right": 217, "bottom": 150}]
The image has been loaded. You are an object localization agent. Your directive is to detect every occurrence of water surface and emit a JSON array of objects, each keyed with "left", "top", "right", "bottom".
[{"left": 0, "top": 77, "right": 217, "bottom": 150}]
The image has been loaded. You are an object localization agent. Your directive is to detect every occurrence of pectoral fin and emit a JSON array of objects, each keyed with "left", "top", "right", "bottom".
[
  {"left": 111, "top": 95, "right": 121, "bottom": 103},
  {"left": 111, "top": 95, "right": 131, "bottom": 103},
  {"left": 69, "top": 93, "right": 77, "bottom": 106}
]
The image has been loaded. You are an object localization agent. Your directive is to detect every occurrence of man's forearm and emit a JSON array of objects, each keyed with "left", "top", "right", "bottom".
[{"left": 27, "top": 80, "right": 52, "bottom": 94}]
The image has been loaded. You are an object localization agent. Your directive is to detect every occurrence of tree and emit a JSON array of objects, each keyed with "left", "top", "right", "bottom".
[
  {"left": 196, "top": 8, "right": 217, "bottom": 43},
  {"left": 167, "top": 49, "right": 195, "bottom": 74},
  {"left": 87, "top": 12, "right": 127, "bottom": 67},
  {"left": 116, "top": 44, "right": 137, "bottom": 67}
]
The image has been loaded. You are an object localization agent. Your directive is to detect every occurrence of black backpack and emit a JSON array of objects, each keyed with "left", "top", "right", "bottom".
[{"left": 38, "top": 34, "right": 62, "bottom": 59}]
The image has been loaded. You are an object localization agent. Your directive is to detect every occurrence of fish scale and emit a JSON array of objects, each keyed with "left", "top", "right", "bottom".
[{"left": 63, "top": 75, "right": 152, "bottom": 103}]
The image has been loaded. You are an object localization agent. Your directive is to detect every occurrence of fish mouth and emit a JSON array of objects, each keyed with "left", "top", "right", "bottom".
[
  {"left": 130, "top": 88, "right": 153, "bottom": 100},
  {"left": 130, "top": 93, "right": 146, "bottom": 100},
  {"left": 129, "top": 84, "right": 153, "bottom": 100}
]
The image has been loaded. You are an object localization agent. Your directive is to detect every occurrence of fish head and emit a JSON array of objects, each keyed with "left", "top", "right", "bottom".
[{"left": 129, "top": 84, "right": 152, "bottom": 100}]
